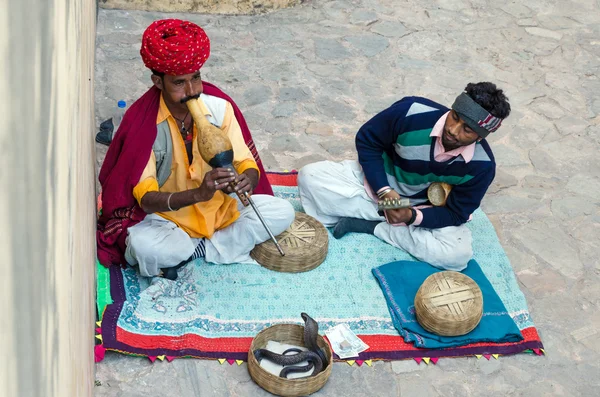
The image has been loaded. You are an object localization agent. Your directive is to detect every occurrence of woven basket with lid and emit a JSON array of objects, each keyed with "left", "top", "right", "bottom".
[
  {"left": 251, "top": 212, "right": 328, "bottom": 273},
  {"left": 248, "top": 324, "right": 333, "bottom": 397},
  {"left": 414, "top": 271, "right": 483, "bottom": 336}
]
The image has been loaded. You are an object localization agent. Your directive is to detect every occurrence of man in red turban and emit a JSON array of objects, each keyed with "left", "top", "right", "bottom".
[{"left": 97, "top": 19, "right": 292, "bottom": 280}]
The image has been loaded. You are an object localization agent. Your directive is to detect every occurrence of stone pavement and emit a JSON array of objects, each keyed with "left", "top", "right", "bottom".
[{"left": 94, "top": 0, "right": 600, "bottom": 395}]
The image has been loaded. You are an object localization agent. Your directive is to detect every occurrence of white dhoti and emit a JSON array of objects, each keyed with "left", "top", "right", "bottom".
[
  {"left": 297, "top": 160, "right": 473, "bottom": 271},
  {"left": 125, "top": 194, "right": 295, "bottom": 277}
]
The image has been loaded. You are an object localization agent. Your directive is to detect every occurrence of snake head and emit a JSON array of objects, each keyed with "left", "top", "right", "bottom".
[{"left": 301, "top": 313, "right": 318, "bottom": 331}]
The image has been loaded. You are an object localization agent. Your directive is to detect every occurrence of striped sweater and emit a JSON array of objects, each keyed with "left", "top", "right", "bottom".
[{"left": 356, "top": 97, "right": 496, "bottom": 229}]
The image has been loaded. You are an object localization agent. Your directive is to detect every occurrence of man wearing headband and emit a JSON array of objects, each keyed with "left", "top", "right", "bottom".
[
  {"left": 298, "top": 83, "right": 510, "bottom": 271},
  {"left": 97, "top": 19, "right": 294, "bottom": 279}
]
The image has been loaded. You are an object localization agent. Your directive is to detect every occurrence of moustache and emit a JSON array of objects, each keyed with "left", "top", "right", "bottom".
[{"left": 180, "top": 94, "right": 200, "bottom": 104}]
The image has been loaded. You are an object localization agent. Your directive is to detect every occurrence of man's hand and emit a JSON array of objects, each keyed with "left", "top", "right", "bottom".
[
  {"left": 226, "top": 169, "right": 259, "bottom": 196},
  {"left": 385, "top": 207, "right": 413, "bottom": 224},
  {"left": 197, "top": 167, "right": 236, "bottom": 201},
  {"left": 381, "top": 190, "right": 413, "bottom": 224}
]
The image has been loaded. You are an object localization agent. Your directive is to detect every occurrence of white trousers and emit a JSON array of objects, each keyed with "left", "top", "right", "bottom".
[
  {"left": 124, "top": 194, "right": 295, "bottom": 277},
  {"left": 297, "top": 160, "right": 473, "bottom": 271}
]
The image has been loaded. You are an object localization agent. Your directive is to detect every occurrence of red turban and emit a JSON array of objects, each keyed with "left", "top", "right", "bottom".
[{"left": 140, "top": 19, "right": 210, "bottom": 75}]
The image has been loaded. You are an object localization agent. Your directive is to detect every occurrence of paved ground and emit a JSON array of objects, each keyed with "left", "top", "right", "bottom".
[{"left": 94, "top": 0, "right": 600, "bottom": 395}]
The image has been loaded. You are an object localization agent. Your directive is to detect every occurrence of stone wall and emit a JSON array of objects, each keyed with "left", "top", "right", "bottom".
[
  {"left": 0, "top": 0, "right": 97, "bottom": 396},
  {"left": 99, "top": 0, "right": 303, "bottom": 15}
]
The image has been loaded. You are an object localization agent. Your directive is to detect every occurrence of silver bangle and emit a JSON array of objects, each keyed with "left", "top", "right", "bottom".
[
  {"left": 167, "top": 193, "right": 175, "bottom": 212},
  {"left": 377, "top": 187, "right": 393, "bottom": 199}
]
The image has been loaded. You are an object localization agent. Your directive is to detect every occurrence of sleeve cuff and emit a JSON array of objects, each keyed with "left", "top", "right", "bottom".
[
  {"left": 133, "top": 177, "right": 159, "bottom": 206},
  {"left": 411, "top": 209, "right": 424, "bottom": 226},
  {"left": 236, "top": 159, "right": 260, "bottom": 177}
]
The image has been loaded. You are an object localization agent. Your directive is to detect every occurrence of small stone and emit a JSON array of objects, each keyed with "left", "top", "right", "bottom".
[
  {"left": 370, "top": 21, "right": 409, "bottom": 37},
  {"left": 391, "top": 360, "right": 426, "bottom": 374},
  {"left": 306, "top": 63, "right": 343, "bottom": 77},
  {"left": 264, "top": 118, "right": 292, "bottom": 135},
  {"left": 510, "top": 221, "right": 582, "bottom": 278},
  {"left": 481, "top": 194, "right": 540, "bottom": 214},
  {"left": 554, "top": 115, "right": 590, "bottom": 136},
  {"left": 492, "top": 144, "right": 531, "bottom": 167},
  {"left": 551, "top": 196, "right": 598, "bottom": 220},
  {"left": 525, "top": 27, "right": 563, "bottom": 41},
  {"left": 477, "top": 357, "right": 503, "bottom": 375},
  {"left": 544, "top": 72, "right": 581, "bottom": 92},
  {"left": 344, "top": 34, "right": 389, "bottom": 57},
  {"left": 269, "top": 135, "right": 302, "bottom": 153},
  {"left": 306, "top": 123, "right": 334, "bottom": 136},
  {"left": 319, "top": 139, "right": 354, "bottom": 156},
  {"left": 279, "top": 87, "right": 311, "bottom": 101},
  {"left": 529, "top": 98, "right": 566, "bottom": 119},
  {"left": 571, "top": 325, "right": 599, "bottom": 342},
  {"left": 315, "top": 39, "right": 351, "bottom": 60},
  {"left": 243, "top": 85, "right": 272, "bottom": 107},
  {"left": 529, "top": 137, "right": 596, "bottom": 174},
  {"left": 488, "top": 169, "right": 518, "bottom": 194},
  {"left": 565, "top": 174, "right": 600, "bottom": 199},
  {"left": 364, "top": 97, "right": 396, "bottom": 114},
  {"left": 272, "top": 102, "right": 297, "bottom": 118},
  {"left": 260, "top": 63, "right": 295, "bottom": 82},
  {"left": 350, "top": 9, "right": 378, "bottom": 26},
  {"left": 500, "top": 3, "right": 533, "bottom": 18},
  {"left": 522, "top": 175, "right": 563, "bottom": 190},
  {"left": 517, "top": 18, "right": 538, "bottom": 27},
  {"left": 316, "top": 97, "right": 356, "bottom": 120},
  {"left": 517, "top": 268, "right": 567, "bottom": 295}
]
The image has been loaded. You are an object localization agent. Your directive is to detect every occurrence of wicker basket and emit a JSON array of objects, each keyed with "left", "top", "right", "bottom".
[
  {"left": 251, "top": 212, "right": 328, "bottom": 273},
  {"left": 414, "top": 271, "right": 483, "bottom": 336},
  {"left": 248, "top": 324, "right": 333, "bottom": 397},
  {"left": 427, "top": 182, "right": 452, "bottom": 206}
]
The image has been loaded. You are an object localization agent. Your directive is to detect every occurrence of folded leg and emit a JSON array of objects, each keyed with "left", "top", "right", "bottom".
[
  {"left": 205, "top": 195, "right": 295, "bottom": 264},
  {"left": 375, "top": 223, "right": 473, "bottom": 271},
  {"left": 125, "top": 214, "right": 200, "bottom": 277}
]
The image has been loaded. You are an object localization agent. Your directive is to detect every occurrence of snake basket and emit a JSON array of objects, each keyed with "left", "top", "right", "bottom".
[
  {"left": 248, "top": 324, "right": 333, "bottom": 397},
  {"left": 414, "top": 271, "right": 483, "bottom": 337},
  {"left": 251, "top": 212, "right": 328, "bottom": 273}
]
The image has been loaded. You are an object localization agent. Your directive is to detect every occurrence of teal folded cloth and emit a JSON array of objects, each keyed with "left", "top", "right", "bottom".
[{"left": 372, "top": 259, "right": 523, "bottom": 348}]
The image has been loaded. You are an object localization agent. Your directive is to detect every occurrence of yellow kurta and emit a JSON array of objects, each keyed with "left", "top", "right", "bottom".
[{"left": 132, "top": 94, "right": 259, "bottom": 238}]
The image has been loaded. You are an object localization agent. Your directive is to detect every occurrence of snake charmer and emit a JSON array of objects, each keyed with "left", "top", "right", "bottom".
[{"left": 97, "top": 19, "right": 294, "bottom": 279}]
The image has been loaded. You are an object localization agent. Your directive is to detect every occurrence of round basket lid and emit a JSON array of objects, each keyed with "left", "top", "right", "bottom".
[
  {"left": 251, "top": 212, "right": 328, "bottom": 273},
  {"left": 414, "top": 271, "right": 483, "bottom": 336}
]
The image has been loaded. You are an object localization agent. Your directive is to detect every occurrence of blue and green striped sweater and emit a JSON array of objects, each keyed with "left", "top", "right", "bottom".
[{"left": 356, "top": 96, "right": 496, "bottom": 229}]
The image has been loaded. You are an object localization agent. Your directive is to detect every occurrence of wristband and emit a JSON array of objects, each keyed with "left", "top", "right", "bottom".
[{"left": 406, "top": 208, "right": 417, "bottom": 225}]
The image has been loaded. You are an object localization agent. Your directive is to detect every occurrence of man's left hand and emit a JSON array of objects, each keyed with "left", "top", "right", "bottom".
[
  {"left": 226, "top": 169, "right": 258, "bottom": 196},
  {"left": 385, "top": 207, "right": 413, "bottom": 225}
]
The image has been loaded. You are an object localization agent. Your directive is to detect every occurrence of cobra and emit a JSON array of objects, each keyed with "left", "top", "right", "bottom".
[{"left": 253, "top": 313, "right": 328, "bottom": 378}]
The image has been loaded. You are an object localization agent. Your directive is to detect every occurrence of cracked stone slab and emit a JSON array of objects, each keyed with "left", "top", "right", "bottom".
[
  {"left": 525, "top": 27, "right": 564, "bottom": 40},
  {"left": 510, "top": 221, "right": 582, "bottom": 278}
]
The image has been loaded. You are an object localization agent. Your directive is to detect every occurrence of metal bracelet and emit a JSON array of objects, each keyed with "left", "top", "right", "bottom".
[
  {"left": 167, "top": 193, "right": 175, "bottom": 212},
  {"left": 377, "top": 187, "right": 393, "bottom": 199}
]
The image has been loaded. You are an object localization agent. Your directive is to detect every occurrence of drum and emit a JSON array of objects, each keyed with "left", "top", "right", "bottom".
[
  {"left": 414, "top": 271, "right": 483, "bottom": 336},
  {"left": 251, "top": 212, "right": 328, "bottom": 273}
]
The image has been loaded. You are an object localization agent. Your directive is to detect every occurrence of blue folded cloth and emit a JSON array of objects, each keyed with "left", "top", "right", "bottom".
[{"left": 372, "top": 259, "right": 523, "bottom": 349}]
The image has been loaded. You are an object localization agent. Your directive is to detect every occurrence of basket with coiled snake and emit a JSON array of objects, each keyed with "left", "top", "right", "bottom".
[{"left": 253, "top": 313, "right": 328, "bottom": 378}]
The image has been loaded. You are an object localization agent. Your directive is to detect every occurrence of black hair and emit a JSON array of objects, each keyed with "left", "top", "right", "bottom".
[
  {"left": 465, "top": 82, "right": 511, "bottom": 119},
  {"left": 151, "top": 69, "right": 165, "bottom": 78}
]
